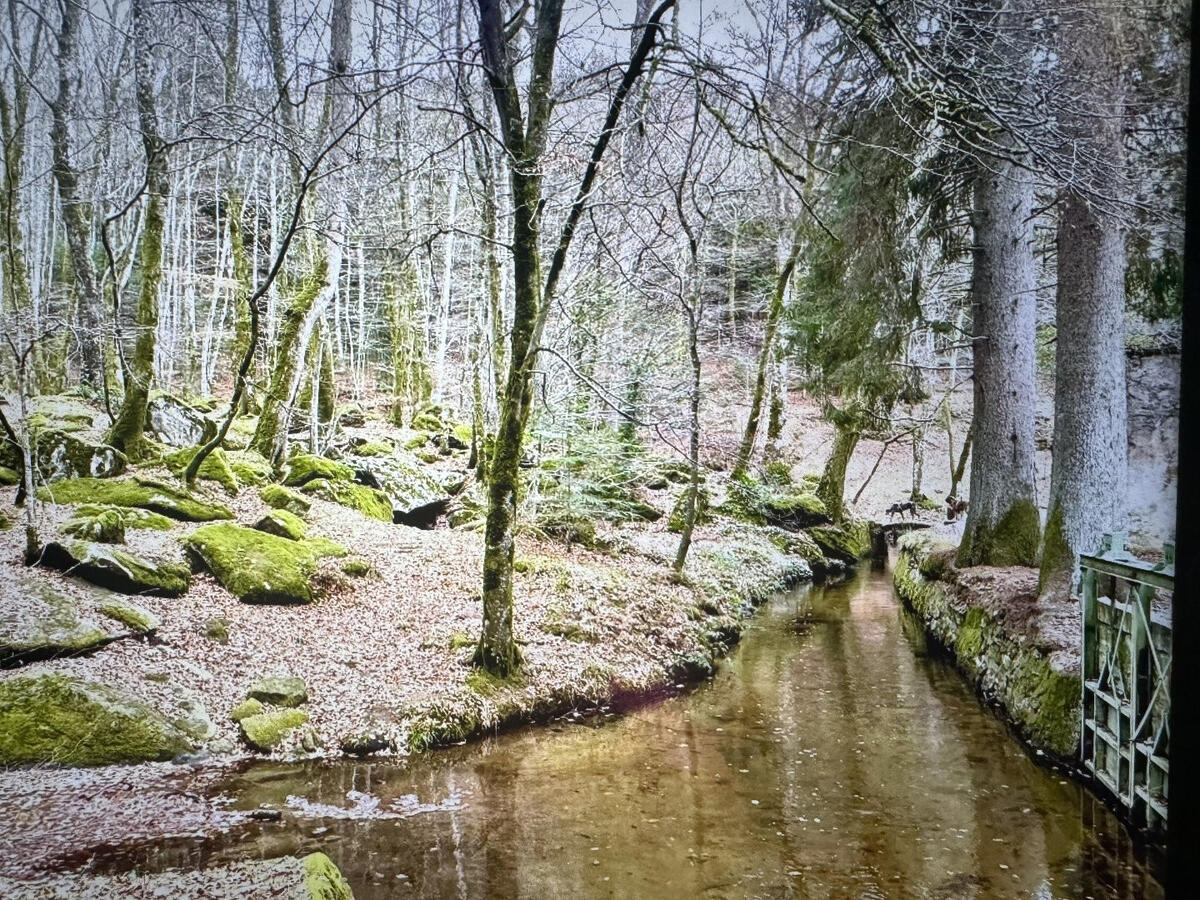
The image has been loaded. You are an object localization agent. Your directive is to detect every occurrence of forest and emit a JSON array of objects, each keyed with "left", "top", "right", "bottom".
[{"left": 0, "top": 0, "right": 1187, "bottom": 896}]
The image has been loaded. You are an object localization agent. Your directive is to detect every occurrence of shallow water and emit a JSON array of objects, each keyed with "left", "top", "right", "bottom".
[{"left": 89, "top": 565, "right": 1162, "bottom": 898}]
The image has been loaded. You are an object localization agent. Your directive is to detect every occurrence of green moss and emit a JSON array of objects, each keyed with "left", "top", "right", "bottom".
[
  {"left": 1038, "top": 502, "right": 1071, "bottom": 592},
  {"left": 354, "top": 441, "right": 394, "bottom": 457},
  {"left": 762, "top": 460, "right": 792, "bottom": 485},
  {"left": 185, "top": 523, "right": 327, "bottom": 604},
  {"left": 1021, "top": 656, "right": 1082, "bottom": 758},
  {"left": 540, "top": 618, "right": 599, "bottom": 643},
  {"left": 37, "top": 477, "right": 232, "bottom": 521},
  {"left": 450, "top": 422, "right": 473, "bottom": 448},
  {"left": 73, "top": 504, "right": 173, "bottom": 531},
  {"left": 163, "top": 447, "right": 239, "bottom": 495},
  {"left": 305, "top": 536, "right": 349, "bottom": 559},
  {"left": 806, "top": 525, "right": 863, "bottom": 565},
  {"left": 239, "top": 707, "right": 309, "bottom": 751},
  {"left": 248, "top": 675, "right": 308, "bottom": 707},
  {"left": 0, "top": 675, "right": 195, "bottom": 766},
  {"left": 340, "top": 558, "right": 374, "bottom": 578},
  {"left": 465, "top": 667, "right": 524, "bottom": 697},
  {"left": 62, "top": 508, "right": 126, "bottom": 543},
  {"left": 281, "top": 453, "right": 355, "bottom": 487},
  {"left": 42, "top": 540, "right": 191, "bottom": 597},
  {"left": 0, "top": 465, "right": 19, "bottom": 485},
  {"left": 301, "top": 479, "right": 393, "bottom": 522},
  {"left": 99, "top": 600, "right": 160, "bottom": 633},
  {"left": 448, "top": 631, "right": 475, "bottom": 650},
  {"left": 958, "top": 498, "right": 1041, "bottom": 568},
  {"left": 301, "top": 852, "right": 354, "bottom": 900},
  {"left": 254, "top": 509, "right": 307, "bottom": 541},
  {"left": 226, "top": 450, "right": 274, "bottom": 487},
  {"left": 403, "top": 434, "right": 429, "bottom": 451},
  {"left": 203, "top": 617, "right": 231, "bottom": 644},
  {"left": 956, "top": 606, "right": 986, "bottom": 660},
  {"left": 538, "top": 512, "right": 600, "bottom": 549},
  {"left": 230, "top": 698, "right": 264, "bottom": 722},
  {"left": 258, "top": 484, "right": 311, "bottom": 516}
]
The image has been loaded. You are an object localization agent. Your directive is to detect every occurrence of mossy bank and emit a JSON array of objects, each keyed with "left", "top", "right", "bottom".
[{"left": 893, "top": 532, "right": 1081, "bottom": 762}]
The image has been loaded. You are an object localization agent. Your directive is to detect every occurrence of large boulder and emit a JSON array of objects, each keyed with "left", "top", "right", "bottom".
[
  {"left": 259, "top": 483, "right": 311, "bottom": 516},
  {"left": 806, "top": 523, "right": 870, "bottom": 565},
  {"left": 348, "top": 451, "right": 451, "bottom": 526},
  {"left": 248, "top": 675, "right": 308, "bottom": 707},
  {"left": 33, "top": 428, "right": 126, "bottom": 481},
  {"left": 254, "top": 509, "right": 307, "bottom": 541},
  {"left": 61, "top": 507, "right": 127, "bottom": 543},
  {"left": 37, "top": 476, "right": 233, "bottom": 521},
  {"left": 184, "top": 523, "right": 345, "bottom": 604},
  {"left": 0, "top": 674, "right": 197, "bottom": 766},
  {"left": 301, "top": 479, "right": 394, "bottom": 522},
  {"left": 146, "top": 393, "right": 217, "bottom": 447},
  {"left": 41, "top": 539, "right": 191, "bottom": 597},
  {"left": 281, "top": 453, "right": 355, "bottom": 487},
  {"left": 162, "top": 446, "right": 239, "bottom": 494},
  {"left": 0, "top": 570, "right": 124, "bottom": 665},
  {"left": 69, "top": 503, "right": 174, "bottom": 532}
]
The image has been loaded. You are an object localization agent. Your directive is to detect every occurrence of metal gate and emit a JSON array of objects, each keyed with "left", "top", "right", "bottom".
[{"left": 1080, "top": 532, "right": 1172, "bottom": 832}]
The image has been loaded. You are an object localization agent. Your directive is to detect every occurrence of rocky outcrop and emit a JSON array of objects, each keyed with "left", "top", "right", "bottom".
[
  {"left": 41, "top": 539, "right": 191, "bottom": 597},
  {"left": 38, "top": 477, "right": 233, "bottom": 521},
  {"left": 0, "top": 571, "right": 126, "bottom": 665},
  {"left": 281, "top": 453, "right": 355, "bottom": 487},
  {"left": 184, "top": 523, "right": 345, "bottom": 604},
  {"left": 301, "top": 479, "right": 394, "bottom": 522},
  {"left": 0, "top": 675, "right": 197, "bottom": 766},
  {"left": 33, "top": 428, "right": 126, "bottom": 481},
  {"left": 347, "top": 451, "right": 450, "bottom": 526},
  {"left": 146, "top": 394, "right": 217, "bottom": 447}
]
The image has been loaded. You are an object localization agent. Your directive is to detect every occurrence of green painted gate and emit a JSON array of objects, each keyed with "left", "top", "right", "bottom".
[{"left": 1079, "top": 533, "right": 1172, "bottom": 831}]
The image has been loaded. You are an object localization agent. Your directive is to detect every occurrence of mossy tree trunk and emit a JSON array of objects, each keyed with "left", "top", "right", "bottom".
[
  {"left": 227, "top": 192, "right": 255, "bottom": 413},
  {"left": 733, "top": 221, "right": 802, "bottom": 479},
  {"left": 672, "top": 294, "right": 702, "bottom": 574},
  {"left": 817, "top": 416, "right": 860, "bottom": 526},
  {"left": 108, "top": 0, "right": 167, "bottom": 461},
  {"left": 765, "top": 362, "right": 784, "bottom": 455},
  {"left": 910, "top": 425, "right": 925, "bottom": 502},
  {"left": 473, "top": 0, "right": 674, "bottom": 675},
  {"left": 50, "top": 0, "right": 103, "bottom": 391},
  {"left": 1040, "top": 16, "right": 1127, "bottom": 600},
  {"left": 957, "top": 156, "right": 1041, "bottom": 567}
]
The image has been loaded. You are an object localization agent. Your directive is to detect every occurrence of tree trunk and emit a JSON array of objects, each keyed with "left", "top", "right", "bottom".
[
  {"left": 50, "top": 0, "right": 103, "bottom": 390},
  {"left": 957, "top": 157, "right": 1041, "bottom": 567},
  {"left": 733, "top": 222, "right": 802, "bottom": 478},
  {"left": 817, "top": 419, "right": 860, "bottom": 526},
  {"left": 673, "top": 303, "right": 702, "bottom": 573},
  {"left": 910, "top": 425, "right": 925, "bottom": 502},
  {"left": 108, "top": 0, "right": 166, "bottom": 460}
]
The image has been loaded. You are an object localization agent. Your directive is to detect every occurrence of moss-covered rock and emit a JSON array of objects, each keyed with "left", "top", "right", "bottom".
[
  {"left": 718, "top": 474, "right": 828, "bottom": 529},
  {"left": 248, "top": 675, "right": 308, "bottom": 707},
  {"left": 349, "top": 451, "right": 450, "bottom": 525},
  {"left": 230, "top": 698, "right": 264, "bottom": 722},
  {"left": 42, "top": 539, "right": 191, "bottom": 597},
  {"left": 0, "top": 465, "right": 19, "bottom": 485},
  {"left": 72, "top": 504, "right": 174, "bottom": 531},
  {"left": 33, "top": 428, "right": 126, "bottom": 481},
  {"left": 162, "top": 446, "right": 239, "bottom": 495},
  {"left": 354, "top": 440, "right": 394, "bottom": 457},
  {"left": 239, "top": 707, "right": 309, "bottom": 751},
  {"left": 99, "top": 599, "right": 160, "bottom": 634},
  {"left": 259, "top": 483, "right": 311, "bottom": 515},
  {"left": 538, "top": 512, "right": 600, "bottom": 549},
  {"left": 226, "top": 449, "right": 273, "bottom": 486},
  {"left": 301, "top": 479, "right": 393, "bottom": 522},
  {"left": 254, "top": 509, "right": 307, "bottom": 541},
  {"left": 147, "top": 393, "right": 217, "bottom": 447},
  {"left": 667, "top": 486, "right": 711, "bottom": 533},
  {"left": 281, "top": 453, "right": 355, "bottom": 487},
  {"left": 38, "top": 477, "right": 233, "bottom": 521},
  {"left": 340, "top": 558, "right": 374, "bottom": 578},
  {"left": 0, "top": 571, "right": 120, "bottom": 664},
  {"left": 0, "top": 675, "right": 197, "bottom": 766},
  {"left": 806, "top": 524, "right": 869, "bottom": 564},
  {"left": 62, "top": 508, "right": 126, "bottom": 543},
  {"left": 301, "top": 852, "right": 355, "bottom": 900},
  {"left": 184, "top": 523, "right": 343, "bottom": 604}
]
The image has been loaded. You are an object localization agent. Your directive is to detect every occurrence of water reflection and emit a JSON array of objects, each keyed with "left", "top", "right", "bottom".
[{"left": 86, "top": 569, "right": 1162, "bottom": 898}]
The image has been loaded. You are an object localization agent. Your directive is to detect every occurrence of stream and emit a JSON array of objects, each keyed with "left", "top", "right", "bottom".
[{"left": 83, "top": 564, "right": 1162, "bottom": 898}]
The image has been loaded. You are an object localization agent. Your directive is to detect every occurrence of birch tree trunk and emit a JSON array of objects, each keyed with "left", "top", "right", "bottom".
[{"left": 957, "top": 155, "right": 1041, "bottom": 567}]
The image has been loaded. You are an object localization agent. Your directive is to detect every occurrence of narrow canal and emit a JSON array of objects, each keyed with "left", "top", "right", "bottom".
[{"left": 98, "top": 564, "right": 1163, "bottom": 898}]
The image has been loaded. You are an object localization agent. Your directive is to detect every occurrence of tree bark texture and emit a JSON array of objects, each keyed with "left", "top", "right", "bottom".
[{"left": 957, "top": 157, "right": 1041, "bottom": 567}]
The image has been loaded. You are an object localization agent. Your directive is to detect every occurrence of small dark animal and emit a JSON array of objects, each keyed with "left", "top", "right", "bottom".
[
  {"left": 886, "top": 501, "right": 917, "bottom": 520},
  {"left": 945, "top": 496, "right": 968, "bottom": 523}
]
